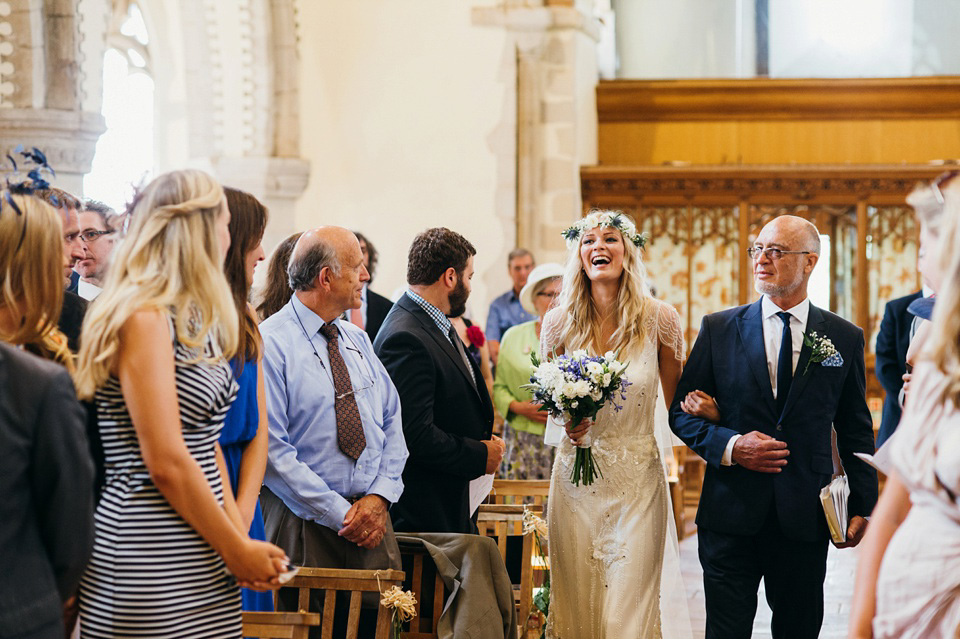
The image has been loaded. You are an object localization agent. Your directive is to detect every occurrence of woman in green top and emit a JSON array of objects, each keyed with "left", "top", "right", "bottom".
[{"left": 494, "top": 263, "right": 564, "bottom": 479}]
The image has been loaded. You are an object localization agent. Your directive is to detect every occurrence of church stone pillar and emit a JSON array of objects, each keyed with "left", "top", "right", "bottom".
[
  {"left": 473, "top": 0, "right": 600, "bottom": 266},
  {"left": 0, "top": 0, "right": 105, "bottom": 195}
]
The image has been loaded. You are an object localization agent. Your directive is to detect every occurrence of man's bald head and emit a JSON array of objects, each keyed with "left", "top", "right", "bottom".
[
  {"left": 759, "top": 215, "right": 821, "bottom": 255},
  {"left": 287, "top": 226, "right": 364, "bottom": 292}
]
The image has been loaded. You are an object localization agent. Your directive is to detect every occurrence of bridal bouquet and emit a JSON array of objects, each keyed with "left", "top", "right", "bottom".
[{"left": 525, "top": 350, "right": 630, "bottom": 486}]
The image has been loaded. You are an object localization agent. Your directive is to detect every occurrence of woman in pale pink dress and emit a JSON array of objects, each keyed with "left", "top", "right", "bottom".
[{"left": 849, "top": 172, "right": 960, "bottom": 638}]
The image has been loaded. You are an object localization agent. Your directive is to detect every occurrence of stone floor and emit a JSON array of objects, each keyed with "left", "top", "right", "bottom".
[{"left": 679, "top": 531, "right": 859, "bottom": 638}]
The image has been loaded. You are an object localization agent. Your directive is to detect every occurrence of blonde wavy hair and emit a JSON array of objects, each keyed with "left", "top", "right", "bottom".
[
  {"left": 554, "top": 210, "right": 652, "bottom": 354},
  {"left": 74, "top": 170, "right": 238, "bottom": 399},
  {"left": 911, "top": 175, "right": 960, "bottom": 405},
  {"left": 0, "top": 191, "right": 72, "bottom": 368}
]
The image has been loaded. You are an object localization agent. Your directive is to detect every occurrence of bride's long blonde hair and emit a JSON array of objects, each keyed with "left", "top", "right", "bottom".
[
  {"left": 553, "top": 210, "right": 652, "bottom": 354},
  {"left": 74, "top": 170, "right": 238, "bottom": 399}
]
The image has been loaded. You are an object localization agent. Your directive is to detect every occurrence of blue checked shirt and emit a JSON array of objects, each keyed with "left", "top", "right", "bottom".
[
  {"left": 405, "top": 290, "right": 476, "bottom": 385},
  {"left": 485, "top": 289, "right": 535, "bottom": 342},
  {"left": 260, "top": 295, "right": 409, "bottom": 531}
]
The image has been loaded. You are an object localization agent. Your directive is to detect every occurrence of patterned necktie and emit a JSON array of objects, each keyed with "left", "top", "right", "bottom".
[
  {"left": 448, "top": 325, "right": 477, "bottom": 389},
  {"left": 319, "top": 323, "right": 366, "bottom": 460},
  {"left": 776, "top": 311, "right": 793, "bottom": 415}
]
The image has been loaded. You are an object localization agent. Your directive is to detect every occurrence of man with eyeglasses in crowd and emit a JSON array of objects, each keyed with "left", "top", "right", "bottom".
[
  {"left": 670, "top": 215, "right": 877, "bottom": 639},
  {"left": 258, "top": 227, "right": 408, "bottom": 636},
  {"left": 75, "top": 200, "right": 118, "bottom": 301}
]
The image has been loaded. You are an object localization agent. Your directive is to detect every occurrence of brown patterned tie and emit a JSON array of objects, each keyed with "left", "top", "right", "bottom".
[{"left": 319, "top": 323, "right": 366, "bottom": 460}]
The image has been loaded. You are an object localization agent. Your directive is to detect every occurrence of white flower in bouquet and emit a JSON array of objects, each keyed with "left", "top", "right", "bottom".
[{"left": 523, "top": 349, "right": 632, "bottom": 486}]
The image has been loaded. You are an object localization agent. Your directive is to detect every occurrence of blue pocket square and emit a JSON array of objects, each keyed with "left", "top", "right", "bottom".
[{"left": 822, "top": 353, "right": 844, "bottom": 367}]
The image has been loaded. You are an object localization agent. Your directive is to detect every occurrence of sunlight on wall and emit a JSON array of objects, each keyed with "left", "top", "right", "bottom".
[
  {"left": 809, "top": 234, "right": 831, "bottom": 310},
  {"left": 83, "top": 5, "right": 154, "bottom": 211}
]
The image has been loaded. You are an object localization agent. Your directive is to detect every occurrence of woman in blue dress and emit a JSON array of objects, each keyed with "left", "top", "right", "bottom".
[{"left": 221, "top": 187, "right": 273, "bottom": 612}]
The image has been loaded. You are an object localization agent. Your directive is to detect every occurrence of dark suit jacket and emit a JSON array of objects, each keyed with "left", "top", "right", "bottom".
[
  {"left": 373, "top": 295, "right": 494, "bottom": 534},
  {"left": 669, "top": 300, "right": 878, "bottom": 542},
  {"left": 0, "top": 343, "right": 94, "bottom": 637},
  {"left": 67, "top": 270, "right": 80, "bottom": 295},
  {"left": 365, "top": 288, "right": 394, "bottom": 343},
  {"left": 58, "top": 291, "right": 88, "bottom": 353},
  {"left": 875, "top": 290, "right": 923, "bottom": 447}
]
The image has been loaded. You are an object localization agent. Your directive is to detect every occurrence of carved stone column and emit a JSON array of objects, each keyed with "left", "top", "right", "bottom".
[
  {"left": 208, "top": 156, "right": 311, "bottom": 261},
  {"left": 0, "top": 0, "right": 105, "bottom": 194},
  {"left": 473, "top": 0, "right": 600, "bottom": 266}
]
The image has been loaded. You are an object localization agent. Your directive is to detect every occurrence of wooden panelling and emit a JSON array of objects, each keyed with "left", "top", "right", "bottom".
[
  {"left": 598, "top": 77, "right": 960, "bottom": 122},
  {"left": 599, "top": 120, "right": 960, "bottom": 166},
  {"left": 596, "top": 77, "right": 960, "bottom": 166}
]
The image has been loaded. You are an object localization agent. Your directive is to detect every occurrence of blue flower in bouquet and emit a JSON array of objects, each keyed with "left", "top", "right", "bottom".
[{"left": 523, "top": 350, "right": 630, "bottom": 486}]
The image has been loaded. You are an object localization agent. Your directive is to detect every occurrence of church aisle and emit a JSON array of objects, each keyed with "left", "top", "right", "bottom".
[{"left": 680, "top": 532, "right": 859, "bottom": 638}]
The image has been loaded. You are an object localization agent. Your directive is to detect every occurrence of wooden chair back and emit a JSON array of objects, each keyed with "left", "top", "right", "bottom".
[
  {"left": 476, "top": 503, "right": 543, "bottom": 638},
  {"left": 397, "top": 542, "right": 448, "bottom": 639},
  {"left": 485, "top": 479, "right": 550, "bottom": 507},
  {"left": 258, "top": 567, "right": 404, "bottom": 639},
  {"left": 242, "top": 611, "right": 322, "bottom": 639}
]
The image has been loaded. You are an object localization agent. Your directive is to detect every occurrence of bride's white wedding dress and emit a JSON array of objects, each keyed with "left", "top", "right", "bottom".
[{"left": 541, "top": 300, "right": 691, "bottom": 639}]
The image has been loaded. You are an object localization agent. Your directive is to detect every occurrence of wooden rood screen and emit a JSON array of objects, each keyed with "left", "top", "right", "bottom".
[{"left": 580, "top": 163, "right": 941, "bottom": 429}]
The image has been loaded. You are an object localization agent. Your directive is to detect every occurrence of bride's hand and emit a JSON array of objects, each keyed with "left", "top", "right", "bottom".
[
  {"left": 565, "top": 417, "right": 592, "bottom": 445},
  {"left": 682, "top": 390, "right": 720, "bottom": 422}
]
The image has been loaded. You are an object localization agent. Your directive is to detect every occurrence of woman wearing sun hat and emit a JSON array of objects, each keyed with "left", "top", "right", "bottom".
[{"left": 493, "top": 262, "right": 564, "bottom": 480}]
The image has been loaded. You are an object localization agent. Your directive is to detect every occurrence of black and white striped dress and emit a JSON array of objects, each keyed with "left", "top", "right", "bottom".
[{"left": 79, "top": 322, "right": 241, "bottom": 638}]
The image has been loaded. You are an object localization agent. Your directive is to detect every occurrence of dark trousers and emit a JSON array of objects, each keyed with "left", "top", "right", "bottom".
[
  {"left": 261, "top": 488, "right": 401, "bottom": 639},
  {"left": 698, "top": 507, "right": 829, "bottom": 639}
]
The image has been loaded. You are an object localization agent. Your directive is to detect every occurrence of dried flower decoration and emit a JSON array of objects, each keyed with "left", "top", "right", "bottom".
[{"left": 380, "top": 584, "right": 417, "bottom": 639}]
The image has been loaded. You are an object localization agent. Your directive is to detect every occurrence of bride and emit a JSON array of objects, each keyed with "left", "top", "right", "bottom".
[{"left": 541, "top": 211, "right": 694, "bottom": 638}]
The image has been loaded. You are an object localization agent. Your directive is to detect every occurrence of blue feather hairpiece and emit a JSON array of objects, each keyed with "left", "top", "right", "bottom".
[{"left": 3, "top": 145, "right": 57, "bottom": 250}]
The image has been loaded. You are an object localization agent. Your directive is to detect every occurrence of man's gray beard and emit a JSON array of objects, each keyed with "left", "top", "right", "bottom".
[
  {"left": 755, "top": 280, "right": 790, "bottom": 297},
  {"left": 754, "top": 273, "right": 804, "bottom": 299}
]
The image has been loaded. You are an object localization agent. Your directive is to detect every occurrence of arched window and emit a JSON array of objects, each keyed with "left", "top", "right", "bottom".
[{"left": 84, "top": 2, "right": 154, "bottom": 211}]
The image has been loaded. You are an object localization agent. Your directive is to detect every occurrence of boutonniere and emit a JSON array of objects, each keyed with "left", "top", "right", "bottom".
[{"left": 802, "top": 332, "right": 843, "bottom": 375}]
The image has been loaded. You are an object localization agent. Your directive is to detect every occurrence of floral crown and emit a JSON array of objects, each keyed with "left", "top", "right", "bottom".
[{"left": 561, "top": 211, "right": 648, "bottom": 250}]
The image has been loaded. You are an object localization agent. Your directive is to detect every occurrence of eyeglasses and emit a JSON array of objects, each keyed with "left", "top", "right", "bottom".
[
  {"left": 746, "top": 246, "right": 811, "bottom": 261},
  {"left": 931, "top": 170, "right": 960, "bottom": 206},
  {"left": 79, "top": 229, "right": 116, "bottom": 243}
]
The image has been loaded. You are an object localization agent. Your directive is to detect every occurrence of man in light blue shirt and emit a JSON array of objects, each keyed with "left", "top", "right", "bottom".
[
  {"left": 485, "top": 248, "right": 535, "bottom": 364},
  {"left": 259, "top": 227, "right": 408, "bottom": 617}
]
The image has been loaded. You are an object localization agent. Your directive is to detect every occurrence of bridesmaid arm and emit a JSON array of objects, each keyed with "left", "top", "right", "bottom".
[
  {"left": 215, "top": 442, "right": 248, "bottom": 535},
  {"left": 847, "top": 472, "right": 912, "bottom": 638},
  {"left": 234, "top": 354, "right": 269, "bottom": 530},
  {"left": 118, "top": 309, "right": 285, "bottom": 586}
]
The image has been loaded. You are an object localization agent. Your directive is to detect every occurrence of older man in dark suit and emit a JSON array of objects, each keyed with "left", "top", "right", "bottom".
[
  {"left": 374, "top": 227, "right": 504, "bottom": 534},
  {"left": 670, "top": 215, "right": 878, "bottom": 639},
  {"left": 0, "top": 343, "right": 94, "bottom": 638}
]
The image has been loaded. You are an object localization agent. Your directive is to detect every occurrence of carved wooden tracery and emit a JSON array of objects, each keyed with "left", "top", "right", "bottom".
[{"left": 581, "top": 164, "right": 940, "bottom": 349}]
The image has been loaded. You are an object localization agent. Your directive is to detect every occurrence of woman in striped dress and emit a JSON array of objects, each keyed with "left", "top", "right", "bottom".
[{"left": 74, "top": 170, "right": 288, "bottom": 638}]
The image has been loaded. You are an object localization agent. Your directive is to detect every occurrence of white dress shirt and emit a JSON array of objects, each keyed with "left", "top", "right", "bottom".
[
  {"left": 77, "top": 279, "right": 102, "bottom": 301},
  {"left": 721, "top": 296, "right": 810, "bottom": 465}
]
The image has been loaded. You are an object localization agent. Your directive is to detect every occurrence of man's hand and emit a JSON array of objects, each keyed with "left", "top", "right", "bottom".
[
  {"left": 483, "top": 435, "right": 506, "bottom": 474},
  {"left": 834, "top": 515, "right": 868, "bottom": 549},
  {"left": 681, "top": 390, "right": 721, "bottom": 422},
  {"left": 339, "top": 495, "right": 389, "bottom": 549},
  {"left": 731, "top": 431, "right": 789, "bottom": 473}
]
